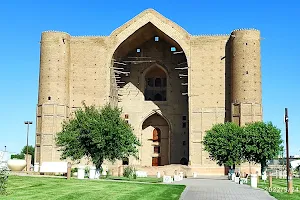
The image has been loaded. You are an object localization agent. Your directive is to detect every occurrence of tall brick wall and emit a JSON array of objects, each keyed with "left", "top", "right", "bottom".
[
  {"left": 69, "top": 37, "right": 109, "bottom": 110},
  {"left": 189, "top": 35, "right": 229, "bottom": 166}
]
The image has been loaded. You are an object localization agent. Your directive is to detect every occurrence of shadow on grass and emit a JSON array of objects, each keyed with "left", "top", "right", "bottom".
[{"left": 2, "top": 175, "right": 184, "bottom": 200}]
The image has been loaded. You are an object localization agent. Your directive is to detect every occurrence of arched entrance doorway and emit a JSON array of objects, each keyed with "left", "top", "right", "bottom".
[{"left": 141, "top": 113, "right": 169, "bottom": 166}]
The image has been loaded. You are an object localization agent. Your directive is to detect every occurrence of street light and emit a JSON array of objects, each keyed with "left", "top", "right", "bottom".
[
  {"left": 24, "top": 121, "right": 33, "bottom": 171},
  {"left": 284, "top": 108, "right": 293, "bottom": 194}
]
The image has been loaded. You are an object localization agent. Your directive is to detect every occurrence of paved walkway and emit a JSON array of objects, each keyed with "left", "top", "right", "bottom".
[{"left": 172, "top": 176, "right": 276, "bottom": 200}]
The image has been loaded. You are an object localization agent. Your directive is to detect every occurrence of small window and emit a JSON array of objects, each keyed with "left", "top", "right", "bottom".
[
  {"left": 154, "top": 146, "right": 160, "bottom": 153},
  {"left": 171, "top": 47, "right": 176, "bottom": 52},
  {"left": 147, "top": 78, "right": 154, "bottom": 87},
  {"left": 154, "top": 36, "right": 159, "bottom": 41},
  {"left": 125, "top": 120, "right": 129, "bottom": 124},
  {"left": 182, "top": 116, "right": 187, "bottom": 121},
  {"left": 136, "top": 48, "right": 141, "bottom": 53},
  {"left": 182, "top": 122, "right": 186, "bottom": 128},
  {"left": 48, "top": 96, "right": 51, "bottom": 100},
  {"left": 183, "top": 141, "right": 186, "bottom": 146},
  {"left": 122, "top": 158, "right": 129, "bottom": 165},
  {"left": 125, "top": 114, "right": 129, "bottom": 119},
  {"left": 155, "top": 78, "right": 161, "bottom": 87}
]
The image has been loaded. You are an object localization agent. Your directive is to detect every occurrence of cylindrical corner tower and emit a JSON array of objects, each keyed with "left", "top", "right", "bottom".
[
  {"left": 230, "top": 29, "right": 262, "bottom": 125},
  {"left": 35, "top": 31, "right": 70, "bottom": 164},
  {"left": 38, "top": 31, "right": 70, "bottom": 105}
]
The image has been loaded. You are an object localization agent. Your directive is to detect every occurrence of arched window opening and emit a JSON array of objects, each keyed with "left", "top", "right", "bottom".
[
  {"left": 147, "top": 78, "right": 154, "bottom": 87},
  {"left": 144, "top": 66, "right": 167, "bottom": 101},
  {"left": 122, "top": 157, "right": 129, "bottom": 165}
]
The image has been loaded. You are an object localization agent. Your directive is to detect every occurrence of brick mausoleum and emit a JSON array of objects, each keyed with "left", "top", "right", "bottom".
[{"left": 35, "top": 9, "right": 262, "bottom": 175}]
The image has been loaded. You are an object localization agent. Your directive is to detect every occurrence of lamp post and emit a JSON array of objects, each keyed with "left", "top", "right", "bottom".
[
  {"left": 284, "top": 108, "right": 293, "bottom": 194},
  {"left": 24, "top": 121, "right": 33, "bottom": 171}
]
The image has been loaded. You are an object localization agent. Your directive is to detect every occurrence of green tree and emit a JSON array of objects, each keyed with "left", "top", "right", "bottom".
[
  {"left": 202, "top": 122, "right": 244, "bottom": 168},
  {"left": 243, "top": 121, "right": 283, "bottom": 174},
  {"left": 56, "top": 103, "right": 140, "bottom": 170},
  {"left": 11, "top": 145, "right": 35, "bottom": 164},
  {"left": 21, "top": 145, "right": 35, "bottom": 164}
]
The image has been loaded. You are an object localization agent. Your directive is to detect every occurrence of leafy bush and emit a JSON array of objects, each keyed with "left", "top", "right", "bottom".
[
  {"left": 71, "top": 168, "right": 78, "bottom": 173},
  {"left": 11, "top": 154, "right": 24, "bottom": 159},
  {"left": 71, "top": 168, "right": 78, "bottom": 176},
  {"left": 123, "top": 166, "right": 136, "bottom": 179},
  {"left": 0, "top": 169, "right": 8, "bottom": 195},
  {"left": 84, "top": 167, "right": 90, "bottom": 177}
]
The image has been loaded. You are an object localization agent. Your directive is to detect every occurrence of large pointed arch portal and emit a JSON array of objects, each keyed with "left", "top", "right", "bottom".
[
  {"left": 111, "top": 22, "right": 188, "bottom": 102},
  {"left": 109, "top": 12, "right": 190, "bottom": 166}
]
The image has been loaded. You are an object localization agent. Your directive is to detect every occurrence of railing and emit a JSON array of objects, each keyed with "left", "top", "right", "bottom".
[{"left": 267, "top": 165, "right": 300, "bottom": 178}]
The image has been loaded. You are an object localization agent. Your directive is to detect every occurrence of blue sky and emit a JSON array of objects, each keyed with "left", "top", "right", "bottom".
[{"left": 0, "top": 1, "right": 299, "bottom": 156}]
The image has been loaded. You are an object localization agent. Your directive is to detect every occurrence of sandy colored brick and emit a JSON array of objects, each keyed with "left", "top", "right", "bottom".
[{"left": 35, "top": 9, "right": 262, "bottom": 175}]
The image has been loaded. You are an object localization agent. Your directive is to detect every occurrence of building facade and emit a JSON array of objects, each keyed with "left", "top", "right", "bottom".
[{"left": 35, "top": 9, "right": 262, "bottom": 175}]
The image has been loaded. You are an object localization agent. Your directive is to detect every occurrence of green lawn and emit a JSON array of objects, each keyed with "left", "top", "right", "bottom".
[
  {"left": 103, "top": 176, "right": 163, "bottom": 183},
  {"left": 2, "top": 176, "right": 185, "bottom": 200},
  {"left": 257, "top": 178, "right": 300, "bottom": 200}
]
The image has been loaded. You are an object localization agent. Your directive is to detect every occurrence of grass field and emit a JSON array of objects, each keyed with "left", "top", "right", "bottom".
[
  {"left": 103, "top": 176, "right": 163, "bottom": 183},
  {"left": 257, "top": 178, "right": 300, "bottom": 200},
  {"left": 2, "top": 176, "right": 185, "bottom": 200}
]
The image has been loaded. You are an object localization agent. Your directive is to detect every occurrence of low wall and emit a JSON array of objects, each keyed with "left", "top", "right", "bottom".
[
  {"left": 72, "top": 162, "right": 261, "bottom": 177},
  {"left": 108, "top": 164, "right": 227, "bottom": 177}
]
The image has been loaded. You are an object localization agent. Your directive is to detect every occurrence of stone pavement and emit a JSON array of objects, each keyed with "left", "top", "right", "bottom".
[{"left": 172, "top": 176, "right": 276, "bottom": 200}]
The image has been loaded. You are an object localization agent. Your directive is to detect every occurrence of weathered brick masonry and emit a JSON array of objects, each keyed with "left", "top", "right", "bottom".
[{"left": 35, "top": 9, "right": 262, "bottom": 175}]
